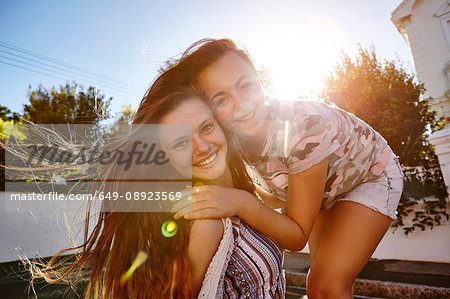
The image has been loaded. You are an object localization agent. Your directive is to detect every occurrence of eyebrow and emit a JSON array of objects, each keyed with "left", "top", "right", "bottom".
[{"left": 210, "top": 75, "right": 251, "bottom": 101}]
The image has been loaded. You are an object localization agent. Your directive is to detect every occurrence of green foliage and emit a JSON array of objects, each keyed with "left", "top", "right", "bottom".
[
  {"left": 0, "top": 119, "right": 25, "bottom": 141},
  {"left": 116, "top": 104, "right": 136, "bottom": 124},
  {"left": 258, "top": 66, "right": 275, "bottom": 97},
  {"left": 1, "top": 118, "right": 25, "bottom": 191},
  {"left": 0, "top": 105, "right": 11, "bottom": 121},
  {"left": 393, "top": 166, "right": 449, "bottom": 235},
  {"left": 23, "top": 82, "right": 112, "bottom": 124},
  {"left": 321, "top": 46, "right": 444, "bottom": 166},
  {"left": 0, "top": 105, "right": 20, "bottom": 122},
  {"left": 321, "top": 46, "right": 448, "bottom": 234}
]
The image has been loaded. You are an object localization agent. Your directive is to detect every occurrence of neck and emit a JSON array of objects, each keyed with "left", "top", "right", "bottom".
[{"left": 238, "top": 121, "right": 269, "bottom": 161}]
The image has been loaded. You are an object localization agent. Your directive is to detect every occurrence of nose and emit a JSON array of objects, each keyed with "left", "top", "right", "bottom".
[
  {"left": 193, "top": 135, "right": 211, "bottom": 156},
  {"left": 231, "top": 96, "right": 254, "bottom": 119},
  {"left": 231, "top": 91, "right": 246, "bottom": 109}
]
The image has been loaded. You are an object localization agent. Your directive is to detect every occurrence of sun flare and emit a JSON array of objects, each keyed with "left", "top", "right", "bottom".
[{"left": 251, "top": 16, "right": 346, "bottom": 102}]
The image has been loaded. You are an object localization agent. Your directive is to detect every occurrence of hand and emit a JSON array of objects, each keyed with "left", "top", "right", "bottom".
[
  {"left": 171, "top": 188, "right": 194, "bottom": 214},
  {"left": 172, "top": 185, "right": 254, "bottom": 220}
]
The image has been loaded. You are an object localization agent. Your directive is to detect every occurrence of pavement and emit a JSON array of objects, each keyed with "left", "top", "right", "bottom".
[
  {"left": 283, "top": 252, "right": 450, "bottom": 298},
  {"left": 1, "top": 252, "right": 450, "bottom": 298}
]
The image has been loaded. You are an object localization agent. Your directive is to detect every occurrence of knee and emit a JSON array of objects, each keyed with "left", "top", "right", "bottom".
[{"left": 306, "top": 268, "right": 353, "bottom": 299}]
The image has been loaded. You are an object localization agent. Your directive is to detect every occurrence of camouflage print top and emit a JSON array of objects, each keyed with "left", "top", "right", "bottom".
[{"left": 234, "top": 100, "right": 392, "bottom": 208}]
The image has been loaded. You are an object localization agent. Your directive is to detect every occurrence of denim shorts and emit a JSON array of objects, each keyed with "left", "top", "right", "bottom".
[{"left": 336, "top": 152, "right": 404, "bottom": 219}]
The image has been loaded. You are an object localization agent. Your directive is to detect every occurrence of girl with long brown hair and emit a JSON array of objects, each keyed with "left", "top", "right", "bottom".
[
  {"left": 171, "top": 38, "right": 404, "bottom": 299},
  {"left": 28, "top": 65, "right": 285, "bottom": 297}
]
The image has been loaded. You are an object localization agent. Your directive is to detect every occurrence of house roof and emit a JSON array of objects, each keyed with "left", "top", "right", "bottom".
[{"left": 391, "top": 0, "right": 417, "bottom": 24}]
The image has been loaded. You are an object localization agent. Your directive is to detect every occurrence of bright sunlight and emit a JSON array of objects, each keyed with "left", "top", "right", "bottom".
[{"left": 250, "top": 15, "right": 348, "bottom": 101}]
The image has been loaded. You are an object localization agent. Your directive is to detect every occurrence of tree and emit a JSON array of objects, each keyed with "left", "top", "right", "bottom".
[
  {"left": 258, "top": 66, "right": 276, "bottom": 98},
  {"left": 0, "top": 104, "right": 22, "bottom": 191},
  {"left": 321, "top": 46, "right": 448, "bottom": 234},
  {"left": 23, "top": 82, "right": 112, "bottom": 124},
  {"left": 0, "top": 105, "right": 11, "bottom": 121},
  {"left": 320, "top": 46, "right": 443, "bottom": 166},
  {"left": 116, "top": 104, "right": 136, "bottom": 124},
  {"left": 0, "top": 105, "right": 20, "bottom": 122}
]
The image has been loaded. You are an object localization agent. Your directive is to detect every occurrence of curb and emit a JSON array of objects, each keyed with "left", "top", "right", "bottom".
[{"left": 285, "top": 270, "right": 450, "bottom": 298}]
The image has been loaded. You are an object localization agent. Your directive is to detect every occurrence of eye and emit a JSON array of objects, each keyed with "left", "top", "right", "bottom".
[
  {"left": 213, "top": 96, "right": 229, "bottom": 107},
  {"left": 201, "top": 123, "right": 214, "bottom": 133},
  {"left": 171, "top": 139, "right": 190, "bottom": 151},
  {"left": 240, "top": 81, "right": 256, "bottom": 92}
]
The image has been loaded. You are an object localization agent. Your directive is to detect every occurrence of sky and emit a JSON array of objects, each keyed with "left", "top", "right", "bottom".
[{"left": 0, "top": 0, "right": 414, "bottom": 119}]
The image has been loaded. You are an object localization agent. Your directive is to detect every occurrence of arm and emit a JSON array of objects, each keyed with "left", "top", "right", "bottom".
[
  {"left": 237, "top": 158, "right": 327, "bottom": 251},
  {"left": 254, "top": 184, "right": 285, "bottom": 209},
  {"left": 187, "top": 219, "right": 224, "bottom": 297},
  {"left": 181, "top": 158, "right": 328, "bottom": 251}
]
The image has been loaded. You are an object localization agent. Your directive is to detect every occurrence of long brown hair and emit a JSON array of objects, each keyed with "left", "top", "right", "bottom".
[
  {"left": 29, "top": 90, "right": 201, "bottom": 299},
  {"left": 29, "top": 39, "right": 256, "bottom": 299},
  {"left": 180, "top": 38, "right": 256, "bottom": 85},
  {"left": 135, "top": 37, "right": 258, "bottom": 191}
]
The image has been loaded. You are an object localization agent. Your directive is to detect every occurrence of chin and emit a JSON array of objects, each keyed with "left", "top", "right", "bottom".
[
  {"left": 194, "top": 166, "right": 226, "bottom": 182},
  {"left": 236, "top": 124, "right": 263, "bottom": 139},
  {"left": 234, "top": 115, "right": 266, "bottom": 139}
]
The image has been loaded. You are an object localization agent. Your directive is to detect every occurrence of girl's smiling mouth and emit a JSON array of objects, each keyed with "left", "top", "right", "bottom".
[{"left": 194, "top": 152, "right": 217, "bottom": 167}]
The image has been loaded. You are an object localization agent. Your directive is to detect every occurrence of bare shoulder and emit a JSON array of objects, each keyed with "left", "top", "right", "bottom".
[
  {"left": 187, "top": 219, "right": 224, "bottom": 296},
  {"left": 189, "top": 219, "right": 224, "bottom": 252}
]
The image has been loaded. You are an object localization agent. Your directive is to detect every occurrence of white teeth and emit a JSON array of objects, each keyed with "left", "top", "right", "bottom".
[
  {"left": 196, "top": 153, "right": 217, "bottom": 166},
  {"left": 238, "top": 111, "right": 254, "bottom": 122}
]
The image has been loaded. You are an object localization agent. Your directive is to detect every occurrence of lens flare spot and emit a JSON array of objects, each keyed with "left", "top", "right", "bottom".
[
  {"left": 167, "top": 222, "right": 176, "bottom": 232},
  {"left": 120, "top": 250, "right": 148, "bottom": 284},
  {"left": 161, "top": 220, "right": 178, "bottom": 238}
]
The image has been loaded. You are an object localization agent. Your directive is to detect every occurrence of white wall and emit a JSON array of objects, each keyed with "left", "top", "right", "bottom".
[
  {"left": 373, "top": 219, "right": 450, "bottom": 263},
  {"left": 393, "top": 0, "right": 450, "bottom": 120},
  {"left": 2, "top": 192, "right": 449, "bottom": 264},
  {"left": 405, "top": 0, "right": 449, "bottom": 99},
  {"left": 0, "top": 192, "right": 91, "bottom": 263},
  {"left": 299, "top": 202, "right": 450, "bottom": 263}
]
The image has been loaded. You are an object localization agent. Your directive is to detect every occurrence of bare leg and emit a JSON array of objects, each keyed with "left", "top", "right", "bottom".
[
  {"left": 306, "top": 201, "right": 391, "bottom": 299},
  {"left": 308, "top": 209, "right": 330, "bottom": 262}
]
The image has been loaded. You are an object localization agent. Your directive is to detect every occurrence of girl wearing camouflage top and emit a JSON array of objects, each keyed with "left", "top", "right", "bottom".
[{"left": 173, "top": 38, "right": 404, "bottom": 299}]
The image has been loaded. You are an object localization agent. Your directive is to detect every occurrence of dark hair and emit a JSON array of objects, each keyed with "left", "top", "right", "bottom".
[
  {"left": 29, "top": 38, "right": 256, "bottom": 299},
  {"left": 135, "top": 78, "right": 255, "bottom": 195},
  {"left": 134, "top": 86, "right": 202, "bottom": 124},
  {"left": 135, "top": 38, "right": 256, "bottom": 115},
  {"left": 179, "top": 38, "right": 256, "bottom": 85},
  {"left": 135, "top": 38, "right": 258, "bottom": 194},
  {"left": 135, "top": 38, "right": 258, "bottom": 192},
  {"left": 176, "top": 38, "right": 258, "bottom": 193},
  {"left": 28, "top": 90, "right": 202, "bottom": 298}
]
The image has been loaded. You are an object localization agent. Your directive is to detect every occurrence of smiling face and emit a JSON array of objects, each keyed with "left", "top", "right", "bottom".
[
  {"left": 198, "top": 52, "right": 268, "bottom": 141},
  {"left": 159, "top": 97, "right": 228, "bottom": 182}
]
